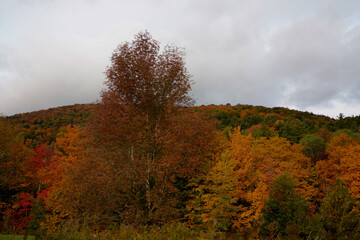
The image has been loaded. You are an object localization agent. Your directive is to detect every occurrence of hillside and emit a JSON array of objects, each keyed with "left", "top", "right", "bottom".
[
  {"left": 7, "top": 103, "right": 360, "bottom": 146},
  {"left": 2, "top": 102, "right": 360, "bottom": 239},
  {"left": 7, "top": 104, "right": 96, "bottom": 147}
]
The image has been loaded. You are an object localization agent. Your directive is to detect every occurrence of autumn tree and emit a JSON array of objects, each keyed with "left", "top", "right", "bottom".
[
  {"left": 0, "top": 118, "right": 30, "bottom": 192},
  {"left": 189, "top": 128, "right": 315, "bottom": 237},
  {"left": 190, "top": 150, "right": 238, "bottom": 232},
  {"left": 317, "top": 133, "right": 360, "bottom": 199},
  {"left": 233, "top": 133, "right": 315, "bottom": 228},
  {"left": 0, "top": 118, "right": 31, "bottom": 231},
  {"left": 41, "top": 125, "right": 89, "bottom": 232},
  {"left": 333, "top": 129, "right": 360, "bottom": 144},
  {"left": 88, "top": 31, "right": 217, "bottom": 225},
  {"left": 29, "top": 143, "right": 54, "bottom": 193}
]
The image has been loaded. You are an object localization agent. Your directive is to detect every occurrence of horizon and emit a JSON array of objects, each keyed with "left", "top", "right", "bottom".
[{"left": 3, "top": 101, "right": 345, "bottom": 120}]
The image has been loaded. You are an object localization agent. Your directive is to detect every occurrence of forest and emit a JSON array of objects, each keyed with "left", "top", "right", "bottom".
[{"left": 1, "top": 32, "right": 360, "bottom": 239}]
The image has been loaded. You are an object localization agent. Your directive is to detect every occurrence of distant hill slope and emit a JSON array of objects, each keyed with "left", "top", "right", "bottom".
[
  {"left": 6, "top": 103, "right": 360, "bottom": 146},
  {"left": 7, "top": 104, "right": 96, "bottom": 147}
]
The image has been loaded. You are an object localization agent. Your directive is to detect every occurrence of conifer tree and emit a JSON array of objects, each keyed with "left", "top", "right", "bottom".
[
  {"left": 319, "top": 179, "right": 360, "bottom": 240},
  {"left": 261, "top": 172, "right": 308, "bottom": 239}
]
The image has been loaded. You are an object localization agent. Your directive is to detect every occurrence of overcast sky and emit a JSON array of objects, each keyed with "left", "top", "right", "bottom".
[{"left": 1, "top": 0, "right": 359, "bottom": 118}]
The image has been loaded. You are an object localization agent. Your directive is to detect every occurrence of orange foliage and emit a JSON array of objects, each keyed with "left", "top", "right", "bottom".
[
  {"left": 193, "top": 128, "right": 315, "bottom": 231},
  {"left": 41, "top": 125, "right": 88, "bottom": 231},
  {"left": 232, "top": 129, "right": 313, "bottom": 229},
  {"left": 317, "top": 133, "right": 360, "bottom": 198}
]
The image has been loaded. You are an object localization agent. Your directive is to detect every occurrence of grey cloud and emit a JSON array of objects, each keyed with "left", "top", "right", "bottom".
[
  {"left": 0, "top": 0, "right": 360, "bottom": 117},
  {"left": 255, "top": 15, "right": 360, "bottom": 111}
]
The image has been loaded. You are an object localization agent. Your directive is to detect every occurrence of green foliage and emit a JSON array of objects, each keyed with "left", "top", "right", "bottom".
[
  {"left": 0, "top": 235, "right": 35, "bottom": 240},
  {"left": 334, "top": 129, "right": 360, "bottom": 144},
  {"left": 318, "top": 179, "right": 360, "bottom": 240},
  {"left": 300, "top": 134, "right": 326, "bottom": 163},
  {"left": 276, "top": 119, "right": 309, "bottom": 144},
  {"left": 36, "top": 226, "right": 96, "bottom": 240},
  {"left": 28, "top": 198, "right": 46, "bottom": 233},
  {"left": 36, "top": 222, "right": 211, "bottom": 240},
  {"left": 245, "top": 123, "right": 277, "bottom": 139},
  {"left": 260, "top": 172, "right": 308, "bottom": 239},
  {"left": 134, "top": 223, "right": 204, "bottom": 240},
  {"left": 336, "top": 114, "right": 360, "bottom": 132},
  {"left": 304, "top": 179, "right": 360, "bottom": 240}
]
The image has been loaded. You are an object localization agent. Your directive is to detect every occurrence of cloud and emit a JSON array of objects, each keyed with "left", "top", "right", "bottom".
[
  {"left": 266, "top": 16, "right": 360, "bottom": 111},
  {"left": 187, "top": 1, "right": 360, "bottom": 118},
  {"left": 0, "top": 0, "right": 359, "bottom": 117}
]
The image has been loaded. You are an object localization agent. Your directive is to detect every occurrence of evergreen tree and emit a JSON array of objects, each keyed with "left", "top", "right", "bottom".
[
  {"left": 300, "top": 134, "right": 326, "bottom": 164},
  {"left": 260, "top": 172, "right": 308, "bottom": 239},
  {"left": 318, "top": 179, "right": 360, "bottom": 240}
]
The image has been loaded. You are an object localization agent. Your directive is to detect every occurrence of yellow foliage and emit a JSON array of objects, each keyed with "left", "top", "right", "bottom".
[
  {"left": 318, "top": 133, "right": 360, "bottom": 199},
  {"left": 317, "top": 133, "right": 360, "bottom": 195},
  {"left": 42, "top": 125, "right": 88, "bottom": 232},
  {"left": 193, "top": 128, "right": 315, "bottom": 232}
]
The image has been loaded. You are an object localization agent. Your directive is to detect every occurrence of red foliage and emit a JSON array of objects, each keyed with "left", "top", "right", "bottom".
[
  {"left": 10, "top": 192, "right": 33, "bottom": 231},
  {"left": 31, "top": 144, "right": 54, "bottom": 169}
]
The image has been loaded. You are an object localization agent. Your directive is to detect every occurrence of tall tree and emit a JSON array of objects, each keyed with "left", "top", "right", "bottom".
[
  {"left": 91, "top": 31, "right": 216, "bottom": 224},
  {"left": 41, "top": 125, "right": 89, "bottom": 232}
]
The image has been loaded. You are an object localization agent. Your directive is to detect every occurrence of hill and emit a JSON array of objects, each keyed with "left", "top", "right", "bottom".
[
  {"left": 7, "top": 104, "right": 96, "bottom": 147},
  {"left": 2, "top": 102, "right": 360, "bottom": 239},
  {"left": 7, "top": 103, "right": 360, "bottom": 146}
]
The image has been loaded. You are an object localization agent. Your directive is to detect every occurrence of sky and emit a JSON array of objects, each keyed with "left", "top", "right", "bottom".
[{"left": 1, "top": 0, "right": 360, "bottom": 118}]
